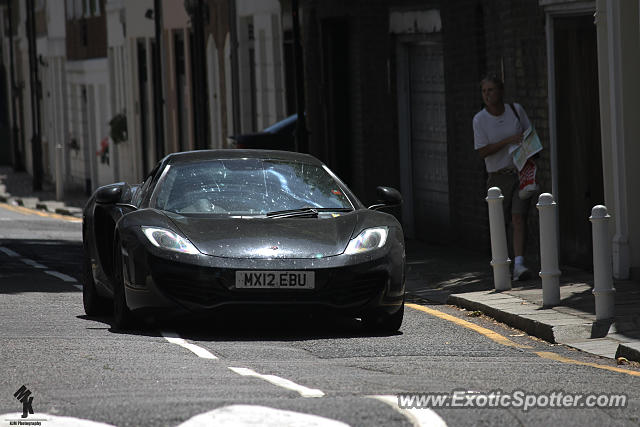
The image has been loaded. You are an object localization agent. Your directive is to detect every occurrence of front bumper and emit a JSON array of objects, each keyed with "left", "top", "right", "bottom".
[{"left": 122, "top": 243, "right": 405, "bottom": 318}]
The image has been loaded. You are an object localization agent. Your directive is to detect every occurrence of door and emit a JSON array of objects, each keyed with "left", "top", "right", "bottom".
[
  {"left": 322, "top": 19, "right": 351, "bottom": 185},
  {"left": 407, "top": 40, "right": 450, "bottom": 242},
  {"left": 554, "top": 15, "right": 603, "bottom": 269}
]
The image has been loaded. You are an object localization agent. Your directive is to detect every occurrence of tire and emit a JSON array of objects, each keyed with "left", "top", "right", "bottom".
[
  {"left": 363, "top": 302, "right": 404, "bottom": 334},
  {"left": 82, "top": 255, "right": 111, "bottom": 316},
  {"left": 112, "top": 241, "right": 136, "bottom": 330}
]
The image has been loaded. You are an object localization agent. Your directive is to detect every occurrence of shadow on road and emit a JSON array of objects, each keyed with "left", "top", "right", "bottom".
[
  {"left": 0, "top": 239, "right": 83, "bottom": 294},
  {"left": 78, "top": 307, "right": 405, "bottom": 341}
]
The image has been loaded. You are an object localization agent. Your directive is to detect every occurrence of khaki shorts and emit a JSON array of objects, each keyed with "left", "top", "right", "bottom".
[{"left": 487, "top": 170, "right": 530, "bottom": 217}]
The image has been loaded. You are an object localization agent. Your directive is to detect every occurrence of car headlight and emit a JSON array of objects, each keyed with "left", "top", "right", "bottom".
[
  {"left": 141, "top": 227, "right": 200, "bottom": 254},
  {"left": 344, "top": 227, "right": 388, "bottom": 254}
]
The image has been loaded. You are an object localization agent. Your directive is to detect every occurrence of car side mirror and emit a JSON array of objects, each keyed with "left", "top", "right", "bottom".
[
  {"left": 95, "top": 183, "right": 131, "bottom": 204},
  {"left": 368, "top": 186, "right": 402, "bottom": 210}
]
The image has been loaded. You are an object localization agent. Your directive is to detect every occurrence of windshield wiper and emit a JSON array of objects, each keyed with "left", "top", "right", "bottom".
[
  {"left": 265, "top": 207, "right": 319, "bottom": 219},
  {"left": 265, "top": 207, "right": 353, "bottom": 218}
]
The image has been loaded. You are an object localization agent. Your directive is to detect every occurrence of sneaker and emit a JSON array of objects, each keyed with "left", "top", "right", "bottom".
[{"left": 513, "top": 264, "right": 530, "bottom": 281}]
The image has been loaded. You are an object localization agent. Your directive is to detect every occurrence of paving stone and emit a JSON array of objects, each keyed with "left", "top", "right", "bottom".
[
  {"left": 606, "top": 332, "right": 640, "bottom": 343},
  {"left": 568, "top": 339, "right": 619, "bottom": 358}
]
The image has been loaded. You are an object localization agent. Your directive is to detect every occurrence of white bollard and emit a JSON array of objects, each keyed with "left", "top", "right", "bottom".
[
  {"left": 589, "top": 205, "right": 615, "bottom": 320},
  {"left": 536, "top": 193, "right": 561, "bottom": 307},
  {"left": 486, "top": 187, "right": 511, "bottom": 291}
]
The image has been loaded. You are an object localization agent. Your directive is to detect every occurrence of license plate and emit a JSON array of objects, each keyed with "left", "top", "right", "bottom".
[{"left": 235, "top": 271, "right": 315, "bottom": 289}]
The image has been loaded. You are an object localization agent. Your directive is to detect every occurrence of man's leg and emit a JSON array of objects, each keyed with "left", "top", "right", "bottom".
[
  {"left": 512, "top": 213, "right": 525, "bottom": 257},
  {"left": 511, "top": 173, "right": 531, "bottom": 280}
]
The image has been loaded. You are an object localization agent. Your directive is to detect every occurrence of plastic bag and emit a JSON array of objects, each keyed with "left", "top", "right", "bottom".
[{"left": 518, "top": 159, "right": 539, "bottom": 199}]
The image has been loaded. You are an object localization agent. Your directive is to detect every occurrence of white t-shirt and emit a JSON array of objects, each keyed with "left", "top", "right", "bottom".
[{"left": 473, "top": 103, "right": 531, "bottom": 173}]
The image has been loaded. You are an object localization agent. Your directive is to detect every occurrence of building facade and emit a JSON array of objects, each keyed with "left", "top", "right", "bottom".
[
  {"left": 1, "top": 0, "right": 639, "bottom": 279},
  {"left": 299, "top": 0, "right": 640, "bottom": 278}
]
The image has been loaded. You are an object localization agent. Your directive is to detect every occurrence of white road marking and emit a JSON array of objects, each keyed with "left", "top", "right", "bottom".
[
  {"left": 228, "top": 367, "right": 325, "bottom": 398},
  {"left": 161, "top": 331, "right": 218, "bottom": 359},
  {"left": 45, "top": 270, "right": 78, "bottom": 282},
  {"left": 0, "top": 246, "right": 19, "bottom": 257},
  {"left": 0, "top": 247, "right": 79, "bottom": 288},
  {"left": 1, "top": 413, "right": 115, "bottom": 426},
  {"left": 21, "top": 257, "right": 47, "bottom": 268},
  {"left": 369, "top": 395, "right": 447, "bottom": 427},
  {"left": 177, "top": 405, "right": 349, "bottom": 427}
]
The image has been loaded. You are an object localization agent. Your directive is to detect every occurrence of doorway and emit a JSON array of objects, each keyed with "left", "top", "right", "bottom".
[
  {"left": 553, "top": 15, "right": 603, "bottom": 269},
  {"left": 397, "top": 36, "right": 450, "bottom": 242},
  {"left": 322, "top": 19, "right": 351, "bottom": 185}
]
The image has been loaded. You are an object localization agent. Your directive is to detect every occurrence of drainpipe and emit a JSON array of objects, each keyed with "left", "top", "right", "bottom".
[
  {"left": 152, "top": 0, "right": 165, "bottom": 158},
  {"left": 7, "top": 0, "right": 23, "bottom": 170},
  {"left": 228, "top": 0, "right": 241, "bottom": 137},
  {"left": 187, "top": 0, "right": 208, "bottom": 149},
  {"left": 26, "top": 0, "right": 43, "bottom": 190},
  {"left": 291, "top": 0, "right": 307, "bottom": 152}
]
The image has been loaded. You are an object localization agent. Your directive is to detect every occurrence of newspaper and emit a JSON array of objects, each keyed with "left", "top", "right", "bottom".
[{"left": 509, "top": 126, "right": 543, "bottom": 171}]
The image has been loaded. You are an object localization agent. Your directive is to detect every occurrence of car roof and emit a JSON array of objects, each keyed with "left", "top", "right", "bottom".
[
  {"left": 163, "top": 149, "right": 321, "bottom": 166},
  {"left": 263, "top": 114, "right": 297, "bottom": 134}
]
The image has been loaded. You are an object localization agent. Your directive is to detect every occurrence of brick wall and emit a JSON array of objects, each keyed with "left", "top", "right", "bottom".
[
  {"left": 302, "top": 0, "right": 548, "bottom": 261},
  {"left": 441, "top": 0, "right": 548, "bottom": 260}
]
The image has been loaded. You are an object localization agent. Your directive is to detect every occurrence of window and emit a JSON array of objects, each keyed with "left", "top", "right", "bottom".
[{"left": 154, "top": 159, "right": 353, "bottom": 215}]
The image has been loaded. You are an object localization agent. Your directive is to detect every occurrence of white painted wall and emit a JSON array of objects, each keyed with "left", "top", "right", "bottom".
[
  {"left": 595, "top": 0, "right": 640, "bottom": 279},
  {"left": 65, "top": 59, "right": 110, "bottom": 189},
  {"left": 125, "top": 0, "right": 154, "bottom": 38},
  {"left": 206, "top": 34, "right": 223, "bottom": 148},
  {"left": 236, "top": 0, "right": 286, "bottom": 132},
  {"left": 163, "top": 0, "right": 189, "bottom": 30}
]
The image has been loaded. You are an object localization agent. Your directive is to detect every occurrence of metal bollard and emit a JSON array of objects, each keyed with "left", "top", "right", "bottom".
[
  {"left": 589, "top": 205, "right": 615, "bottom": 320},
  {"left": 536, "top": 193, "right": 560, "bottom": 307},
  {"left": 486, "top": 187, "right": 511, "bottom": 291}
]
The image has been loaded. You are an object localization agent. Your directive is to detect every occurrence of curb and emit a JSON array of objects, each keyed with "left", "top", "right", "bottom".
[
  {"left": 54, "top": 207, "right": 83, "bottom": 217},
  {"left": 445, "top": 291, "right": 640, "bottom": 361},
  {"left": 0, "top": 193, "right": 83, "bottom": 218},
  {"left": 447, "top": 293, "right": 556, "bottom": 343},
  {"left": 616, "top": 342, "right": 640, "bottom": 362}
]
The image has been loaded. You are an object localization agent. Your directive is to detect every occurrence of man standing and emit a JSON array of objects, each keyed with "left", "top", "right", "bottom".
[{"left": 473, "top": 75, "right": 531, "bottom": 281}]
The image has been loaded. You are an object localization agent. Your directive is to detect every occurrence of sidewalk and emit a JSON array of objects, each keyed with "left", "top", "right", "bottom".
[
  {"left": 406, "top": 240, "right": 640, "bottom": 362},
  {"left": 2, "top": 167, "right": 640, "bottom": 362},
  {"left": 0, "top": 166, "right": 87, "bottom": 217}
]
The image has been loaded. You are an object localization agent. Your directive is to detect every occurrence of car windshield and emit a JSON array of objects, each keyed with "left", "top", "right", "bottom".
[{"left": 153, "top": 159, "right": 353, "bottom": 215}]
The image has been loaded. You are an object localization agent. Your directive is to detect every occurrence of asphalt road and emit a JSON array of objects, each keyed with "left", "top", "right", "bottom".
[{"left": 1, "top": 203, "right": 639, "bottom": 426}]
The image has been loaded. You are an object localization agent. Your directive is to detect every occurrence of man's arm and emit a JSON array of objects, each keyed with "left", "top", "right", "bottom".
[{"left": 477, "top": 133, "right": 522, "bottom": 159}]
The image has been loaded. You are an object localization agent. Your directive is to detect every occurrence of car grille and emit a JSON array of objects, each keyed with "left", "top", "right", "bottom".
[{"left": 150, "top": 259, "right": 387, "bottom": 308}]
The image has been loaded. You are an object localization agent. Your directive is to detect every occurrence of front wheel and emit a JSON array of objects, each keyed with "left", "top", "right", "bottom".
[
  {"left": 363, "top": 303, "right": 404, "bottom": 334},
  {"left": 112, "top": 242, "right": 136, "bottom": 330},
  {"left": 82, "top": 255, "right": 111, "bottom": 316}
]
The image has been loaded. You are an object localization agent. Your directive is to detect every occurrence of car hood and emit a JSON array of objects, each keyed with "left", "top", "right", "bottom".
[{"left": 165, "top": 212, "right": 358, "bottom": 259}]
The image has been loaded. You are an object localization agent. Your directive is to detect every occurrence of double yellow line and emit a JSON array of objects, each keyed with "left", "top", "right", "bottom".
[
  {"left": 0, "top": 202, "right": 82, "bottom": 223},
  {"left": 407, "top": 303, "right": 640, "bottom": 378}
]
